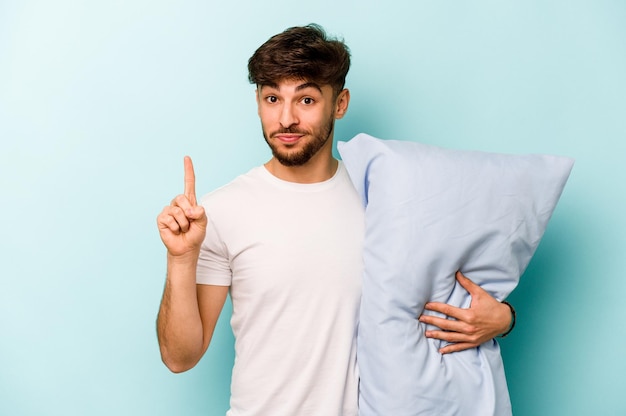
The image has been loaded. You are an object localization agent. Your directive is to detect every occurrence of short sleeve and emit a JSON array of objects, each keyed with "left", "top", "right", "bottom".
[{"left": 196, "top": 211, "right": 232, "bottom": 286}]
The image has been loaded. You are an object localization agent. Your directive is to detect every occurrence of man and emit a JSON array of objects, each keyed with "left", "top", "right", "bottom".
[{"left": 156, "top": 24, "right": 513, "bottom": 415}]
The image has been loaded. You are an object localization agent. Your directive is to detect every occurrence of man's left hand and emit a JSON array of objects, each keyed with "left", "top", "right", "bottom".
[{"left": 418, "top": 271, "right": 512, "bottom": 354}]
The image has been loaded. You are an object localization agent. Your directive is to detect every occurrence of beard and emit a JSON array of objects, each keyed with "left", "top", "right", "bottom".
[{"left": 263, "top": 115, "right": 335, "bottom": 167}]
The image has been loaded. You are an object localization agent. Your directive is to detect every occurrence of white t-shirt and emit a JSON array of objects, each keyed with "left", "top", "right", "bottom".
[{"left": 197, "top": 162, "right": 363, "bottom": 416}]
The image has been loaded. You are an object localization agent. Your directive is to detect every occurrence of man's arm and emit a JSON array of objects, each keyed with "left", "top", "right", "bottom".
[
  {"left": 156, "top": 156, "right": 228, "bottom": 372},
  {"left": 418, "top": 271, "right": 513, "bottom": 354},
  {"left": 157, "top": 257, "right": 228, "bottom": 372}
]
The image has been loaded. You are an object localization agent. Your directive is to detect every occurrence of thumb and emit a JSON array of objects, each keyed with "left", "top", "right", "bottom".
[
  {"left": 456, "top": 271, "right": 480, "bottom": 295},
  {"left": 186, "top": 205, "right": 206, "bottom": 222}
]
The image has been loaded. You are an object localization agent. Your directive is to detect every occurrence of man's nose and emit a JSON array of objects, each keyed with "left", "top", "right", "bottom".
[{"left": 279, "top": 104, "right": 298, "bottom": 128}]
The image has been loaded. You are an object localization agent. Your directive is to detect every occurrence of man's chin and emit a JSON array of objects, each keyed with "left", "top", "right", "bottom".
[{"left": 273, "top": 152, "right": 310, "bottom": 167}]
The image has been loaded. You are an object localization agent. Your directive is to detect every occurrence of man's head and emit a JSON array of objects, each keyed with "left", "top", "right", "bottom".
[
  {"left": 249, "top": 24, "right": 352, "bottom": 170},
  {"left": 248, "top": 24, "right": 351, "bottom": 97}
]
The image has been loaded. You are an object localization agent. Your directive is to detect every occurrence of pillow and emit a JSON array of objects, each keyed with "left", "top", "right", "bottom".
[{"left": 337, "top": 133, "right": 573, "bottom": 416}]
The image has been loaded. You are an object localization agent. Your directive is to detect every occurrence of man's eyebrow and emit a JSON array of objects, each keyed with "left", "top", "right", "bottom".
[
  {"left": 295, "top": 82, "right": 323, "bottom": 93},
  {"left": 260, "top": 82, "right": 279, "bottom": 91},
  {"left": 259, "top": 81, "right": 323, "bottom": 94}
]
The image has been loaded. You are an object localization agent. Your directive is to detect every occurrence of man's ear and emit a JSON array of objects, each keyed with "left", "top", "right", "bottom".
[
  {"left": 255, "top": 88, "right": 261, "bottom": 116},
  {"left": 334, "top": 89, "right": 350, "bottom": 119}
]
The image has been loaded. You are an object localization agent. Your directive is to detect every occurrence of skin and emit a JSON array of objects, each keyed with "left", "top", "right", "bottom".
[
  {"left": 421, "top": 271, "right": 512, "bottom": 354},
  {"left": 156, "top": 156, "right": 228, "bottom": 372},
  {"left": 156, "top": 78, "right": 511, "bottom": 373},
  {"left": 257, "top": 79, "right": 350, "bottom": 183}
]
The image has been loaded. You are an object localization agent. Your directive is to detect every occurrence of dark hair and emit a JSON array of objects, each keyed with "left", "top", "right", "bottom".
[{"left": 248, "top": 24, "right": 351, "bottom": 94}]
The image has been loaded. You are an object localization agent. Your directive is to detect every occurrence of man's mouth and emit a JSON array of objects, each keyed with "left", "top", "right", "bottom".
[{"left": 274, "top": 133, "right": 304, "bottom": 144}]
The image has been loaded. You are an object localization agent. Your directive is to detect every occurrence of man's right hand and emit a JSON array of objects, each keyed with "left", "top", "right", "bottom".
[{"left": 157, "top": 156, "right": 208, "bottom": 258}]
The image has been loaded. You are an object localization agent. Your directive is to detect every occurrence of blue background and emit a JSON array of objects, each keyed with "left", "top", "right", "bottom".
[{"left": 1, "top": 1, "right": 624, "bottom": 415}]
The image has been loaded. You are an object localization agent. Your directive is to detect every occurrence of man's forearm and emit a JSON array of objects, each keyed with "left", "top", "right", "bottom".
[{"left": 157, "top": 253, "right": 204, "bottom": 373}]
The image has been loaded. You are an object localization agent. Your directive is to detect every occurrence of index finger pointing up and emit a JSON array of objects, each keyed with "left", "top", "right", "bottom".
[{"left": 184, "top": 156, "right": 197, "bottom": 206}]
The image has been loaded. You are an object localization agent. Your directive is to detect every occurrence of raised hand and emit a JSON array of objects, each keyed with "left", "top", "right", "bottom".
[{"left": 157, "top": 156, "right": 208, "bottom": 258}]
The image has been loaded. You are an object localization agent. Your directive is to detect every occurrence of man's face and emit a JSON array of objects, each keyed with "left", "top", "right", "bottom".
[{"left": 257, "top": 79, "right": 347, "bottom": 167}]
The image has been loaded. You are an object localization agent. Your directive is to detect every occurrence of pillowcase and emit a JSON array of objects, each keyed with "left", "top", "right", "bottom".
[{"left": 337, "top": 133, "right": 573, "bottom": 416}]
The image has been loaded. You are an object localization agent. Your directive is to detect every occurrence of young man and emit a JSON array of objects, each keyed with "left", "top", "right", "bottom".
[{"left": 156, "top": 24, "right": 512, "bottom": 416}]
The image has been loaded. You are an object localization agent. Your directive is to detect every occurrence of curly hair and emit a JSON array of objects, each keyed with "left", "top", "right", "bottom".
[{"left": 248, "top": 24, "right": 351, "bottom": 94}]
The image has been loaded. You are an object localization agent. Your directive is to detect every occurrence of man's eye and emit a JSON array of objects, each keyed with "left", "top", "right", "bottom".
[
  {"left": 302, "top": 97, "right": 314, "bottom": 105},
  {"left": 266, "top": 96, "right": 278, "bottom": 103}
]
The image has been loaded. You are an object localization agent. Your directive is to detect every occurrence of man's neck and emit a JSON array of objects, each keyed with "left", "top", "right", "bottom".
[{"left": 264, "top": 155, "right": 339, "bottom": 184}]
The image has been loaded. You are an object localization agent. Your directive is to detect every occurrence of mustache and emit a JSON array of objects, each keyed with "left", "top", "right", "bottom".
[{"left": 270, "top": 127, "right": 309, "bottom": 137}]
